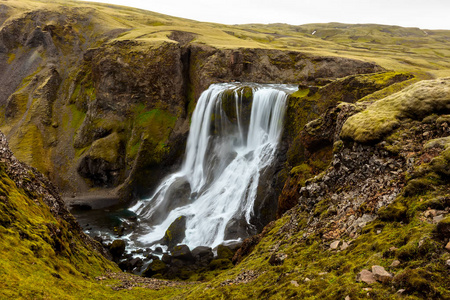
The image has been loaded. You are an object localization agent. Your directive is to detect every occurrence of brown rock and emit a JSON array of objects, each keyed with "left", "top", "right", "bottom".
[
  {"left": 390, "top": 260, "right": 400, "bottom": 268},
  {"left": 356, "top": 269, "right": 376, "bottom": 284},
  {"left": 371, "top": 265, "right": 392, "bottom": 283},
  {"left": 445, "top": 241, "right": 450, "bottom": 252}
]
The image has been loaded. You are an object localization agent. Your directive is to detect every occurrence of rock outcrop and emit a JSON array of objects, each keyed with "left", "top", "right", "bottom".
[{"left": 0, "top": 2, "right": 383, "bottom": 206}]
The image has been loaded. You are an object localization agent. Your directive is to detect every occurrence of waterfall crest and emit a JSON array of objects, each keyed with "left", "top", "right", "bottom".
[{"left": 130, "top": 83, "right": 292, "bottom": 249}]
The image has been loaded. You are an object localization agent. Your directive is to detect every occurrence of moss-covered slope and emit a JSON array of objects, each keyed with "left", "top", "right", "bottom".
[{"left": 177, "top": 78, "right": 450, "bottom": 299}]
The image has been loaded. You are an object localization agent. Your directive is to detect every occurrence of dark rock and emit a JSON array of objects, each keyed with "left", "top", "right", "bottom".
[
  {"left": 142, "top": 258, "right": 167, "bottom": 278},
  {"left": 192, "top": 246, "right": 214, "bottom": 267},
  {"left": 435, "top": 217, "right": 450, "bottom": 239},
  {"left": 109, "top": 239, "right": 126, "bottom": 261},
  {"left": 171, "top": 244, "right": 194, "bottom": 262},
  {"left": 162, "top": 215, "right": 187, "bottom": 250},
  {"left": 161, "top": 253, "right": 172, "bottom": 264}
]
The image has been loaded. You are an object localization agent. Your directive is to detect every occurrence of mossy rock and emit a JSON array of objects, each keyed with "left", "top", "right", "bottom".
[
  {"left": 341, "top": 78, "right": 450, "bottom": 143},
  {"left": 163, "top": 215, "right": 187, "bottom": 250},
  {"left": 142, "top": 258, "right": 167, "bottom": 278},
  {"left": 378, "top": 200, "right": 408, "bottom": 222},
  {"left": 109, "top": 239, "right": 126, "bottom": 260},
  {"left": 216, "top": 244, "right": 234, "bottom": 260},
  {"left": 208, "top": 258, "right": 232, "bottom": 271}
]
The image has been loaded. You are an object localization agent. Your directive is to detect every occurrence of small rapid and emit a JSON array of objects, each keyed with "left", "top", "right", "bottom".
[{"left": 129, "top": 83, "right": 293, "bottom": 250}]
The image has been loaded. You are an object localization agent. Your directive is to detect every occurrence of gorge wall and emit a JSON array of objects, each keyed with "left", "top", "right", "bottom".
[{"left": 0, "top": 3, "right": 383, "bottom": 204}]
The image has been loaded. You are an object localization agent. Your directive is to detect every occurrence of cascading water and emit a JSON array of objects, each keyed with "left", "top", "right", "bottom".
[{"left": 129, "top": 83, "right": 293, "bottom": 250}]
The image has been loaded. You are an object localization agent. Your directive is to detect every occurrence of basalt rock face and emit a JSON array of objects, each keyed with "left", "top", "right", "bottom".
[
  {"left": 0, "top": 3, "right": 384, "bottom": 204},
  {"left": 277, "top": 71, "right": 419, "bottom": 217}
]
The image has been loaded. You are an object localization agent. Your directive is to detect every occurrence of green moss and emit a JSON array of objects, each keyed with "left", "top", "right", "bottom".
[
  {"left": 88, "top": 132, "right": 122, "bottom": 163},
  {"left": 291, "top": 88, "right": 309, "bottom": 98},
  {"left": 341, "top": 78, "right": 450, "bottom": 143},
  {"left": 378, "top": 199, "right": 408, "bottom": 222}
]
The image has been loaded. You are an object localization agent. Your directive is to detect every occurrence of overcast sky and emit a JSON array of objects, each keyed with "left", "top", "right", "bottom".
[{"left": 81, "top": 0, "right": 450, "bottom": 30}]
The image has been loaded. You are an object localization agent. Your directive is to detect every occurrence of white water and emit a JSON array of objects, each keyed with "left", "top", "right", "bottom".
[{"left": 130, "top": 83, "right": 292, "bottom": 249}]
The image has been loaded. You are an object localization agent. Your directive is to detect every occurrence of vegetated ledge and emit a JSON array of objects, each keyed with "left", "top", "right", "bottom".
[{"left": 184, "top": 78, "right": 449, "bottom": 299}]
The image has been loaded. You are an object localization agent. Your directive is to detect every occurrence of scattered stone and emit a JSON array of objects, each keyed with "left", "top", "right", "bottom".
[
  {"left": 318, "top": 272, "right": 328, "bottom": 276},
  {"left": 445, "top": 241, "right": 450, "bottom": 252},
  {"left": 340, "top": 241, "right": 349, "bottom": 250},
  {"left": 345, "top": 296, "right": 351, "bottom": 300},
  {"left": 290, "top": 280, "right": 299, "bottom": 287},
  {"left": 397, "top": 289, "right": 406, "bottom": 294},
  {"left": 356, "top": 269, "right": 376, "bottom": 284},
  {"left": 446, "top": 259, "right": 450, "bottom": 267},
  {"left": 371, "top": 265, "right": 392, "bottom": 283},
  {"left": 304, "top": 278, "right": 311, "bottom": 282},
  {"left": 433, "top": 215, "right": 445, "bottom": 224},
  {"left": 269, "top": 252, "right": 288, "bottom": 266},
  {"left": 330, "top": 240, "right": 340, "bottom": 250},
  {"left": 362, "top": 288, "right": 372, "bottom": 291},
  {"left": 390, "top": 260, "right": 400, "bottom": 268},
  {"left": 389, "top": 246, "right": 398, "bottom": 251}
]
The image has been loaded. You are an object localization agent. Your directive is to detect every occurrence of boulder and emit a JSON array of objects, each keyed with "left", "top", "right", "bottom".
[
  {"left": 171, "top": 244, "right": 194, "bottom": 262},
  {"left": 109, "top": 239, "right": 126, "bottom": 261},
  {"left": 192, "top": 246, "right": 214, "bottom": 267},
  {"left": 371, "top": 265, "right": 393, "bottom": 283},
  {"left": 217, "top": 244, "right": 234, "bottom": 260},
  {"left": 142, "top": 258, "right": 167, "bottom": 278},
  {"left": 162, "top": 216, "right": 187, "bottom": 250}
]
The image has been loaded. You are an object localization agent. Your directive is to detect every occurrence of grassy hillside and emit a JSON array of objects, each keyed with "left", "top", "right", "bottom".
[{"left": 3, "top": 0, "right": 450, "bottom": 77}]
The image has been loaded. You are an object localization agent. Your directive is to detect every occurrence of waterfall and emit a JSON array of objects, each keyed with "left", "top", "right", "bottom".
[{"left": 129, "top": 83, "right": 292, "bottom": 250}]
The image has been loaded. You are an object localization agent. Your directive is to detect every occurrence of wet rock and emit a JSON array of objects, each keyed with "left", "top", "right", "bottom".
[
  {"left": 109, "top": 240, "right": 126, "bottom": 261},
  {"left": 191, "top": 246, "right": 214, "bottom": 267},
  {"left": 162, "top": 216, "right": 187, "bottom": 250},
  {"left": 171, "top": 244, "right": 194, "bottom": 262},
  {"left": 356, "top": 269, "right": 376, "bottom": 284},
  {"left": 371, "top": 265, "right": 392, "bottom": 283},
  {"left": 142, "top": 258, "right": 167, "bottom": 278},
  {"left": 161, "top": 253, "right": 172, "bottom": 264}
]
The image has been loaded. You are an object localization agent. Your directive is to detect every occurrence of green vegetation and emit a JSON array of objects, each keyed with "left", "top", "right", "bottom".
[{"left": 341, "top": 78, "right": 450, "bottom": 143}]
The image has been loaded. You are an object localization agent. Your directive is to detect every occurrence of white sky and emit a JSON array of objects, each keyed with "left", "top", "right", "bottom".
[{"left": 81, "top": 0, "right": 450, "bottom": 30}]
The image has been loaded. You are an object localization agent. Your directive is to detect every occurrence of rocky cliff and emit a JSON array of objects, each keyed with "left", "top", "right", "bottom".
[{"left": 0, "top": 1, "right": 383, "bottom": 204}]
